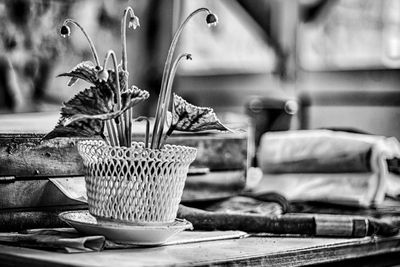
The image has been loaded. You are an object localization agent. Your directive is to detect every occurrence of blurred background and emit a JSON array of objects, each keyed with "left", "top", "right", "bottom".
[{"left": 0, "top": 0, "right": 400, "bottom": 140}]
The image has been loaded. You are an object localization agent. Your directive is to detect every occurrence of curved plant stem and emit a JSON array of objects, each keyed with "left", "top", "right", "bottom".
[
  {"left": 151, "top": 8, "right": 212, "bottom": 149},
  {"left": 156, "top": 53, "right": 192, "bottom": 148},
  {"left": 160, "top": 125, "right": 175, "bottom": 149},
  {"left": 121, "top": 6, "right": 135, "bottom": 72},
  {"left": 102, "top": 51, "right": 122, "bottom": 110},
  {"left": 121, "top": 6, "right": 139, "bottom": 147},
  {"left": 110, "top": 120, "right": 120, "bottom": 146},
  {"left": 106, "top": 120, "right": 117, "bottom": 146},
  {"left": 102, "top": 50, "right": 126, "bottom": 146},
  {"left": 125, "top": 108, "right": 132, "bottom": 147},
  {"left": 63, "top": 19, "right": 101, "bottom": 67},
  {"left": 135, "top": 116, "right": 150, "bottom": 148}
]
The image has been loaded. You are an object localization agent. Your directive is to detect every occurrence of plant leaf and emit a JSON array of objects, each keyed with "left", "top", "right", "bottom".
[
  {"left": 121, "top": 86, "right": 149, "bottom": 108},
  {"left": 43, "top": 83, "right": 115, "bottom": 140},
  {"left": 170, "top": 94, "right": 231, "bottom": 132},
  {"left": 57, "top": 61, "right": 98, "bottom": 86},
  {"left": 62, "top": 86, "right": 149, "bottom": 126},
  {"left": 57, "top": 61, "right": 129, "bottom": 92},
  {"left": 108, "top": 65, "right": 129, "bottom": 93}
]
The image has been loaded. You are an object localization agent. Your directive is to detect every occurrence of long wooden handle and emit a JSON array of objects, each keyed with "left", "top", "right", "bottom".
[
  {"left": 178, "top": 205, "right": 314, "bottom": 235},
  {"left": 177, "top": 205, "right": 398, "bottom": 237}
]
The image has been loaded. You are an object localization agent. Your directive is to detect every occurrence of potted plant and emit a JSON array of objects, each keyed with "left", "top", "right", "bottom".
[{"left": 46, "top": 6, "right": 228, "bottom": 225}]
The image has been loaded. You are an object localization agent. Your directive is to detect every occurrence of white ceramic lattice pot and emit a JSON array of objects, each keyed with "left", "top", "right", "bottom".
[{"left": 77, "top": 140, "right": 197, "bottom": 224}]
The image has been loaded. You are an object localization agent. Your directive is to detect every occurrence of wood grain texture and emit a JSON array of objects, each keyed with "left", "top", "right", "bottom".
[
  {"left": 182, "top": 171, "right": 245, "bottom": 202},
  {"left": 0, "top": 235, "right": 400, "bottom": 267},
  {"left": 178, "top": 205, "right": 316, "bottom": 235},
  {"left": 0, "top": 134, "right": 86, "bottom": 178},
  {"left": 0, "top": 179, "right": 82, "bottom": 210},
  {"left": 0, "top": 171, "right": 245, "bottom": 210},
  {"left": 0, "top": 206, "right": 86, "bottom": 232},
  {"left": 0, "top": 132, "right": 247, "bottom": 178},
  {"left": 166, "top": 133, "right": 248, "bottom": 171}
]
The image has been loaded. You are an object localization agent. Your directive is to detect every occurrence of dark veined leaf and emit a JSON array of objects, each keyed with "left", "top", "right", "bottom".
[
  {"left": 57, "top": 61, "right": 98, "bottom": 86},
  {"left": 61, "top": 86, "right": 149, "bottom": 126},
  {"left": 57, "top": 61, "right": 129, "bottom": 93},
  {"left": 108, "top": 66, "right": 129, "bottom": 95},
  {"left": 121, "top": 86, "right": 149, "bottom": 109},
  {"left": 42, "top": 119, "right": 105, "bottom": 139},
  {"left": 43, "top": 83, "right": 115, "bottom": 140},
  {"left": 45, "top": 60, "right": 134, "bottom": 140},
  {"left": 170, "top": 94, "right": 231, "bottom": 132}
]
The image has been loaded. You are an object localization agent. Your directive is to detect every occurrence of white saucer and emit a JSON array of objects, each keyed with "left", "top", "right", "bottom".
[{"left": 59, "top": 210, "right": 193, "bottom": 246}]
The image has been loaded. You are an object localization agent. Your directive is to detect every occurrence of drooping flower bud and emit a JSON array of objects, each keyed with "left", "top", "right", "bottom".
[
  {"left": 97, "top": 68, "right": 109, "bottom": 82},
  {"left": 128, "top": 15, "right": 140, "bottom": 29},
  {"left": 206, "top": 13, "right": 218, "bottom": 27},
  {"left": 60, "top": 25, "right": 71, "bottom": 38}
]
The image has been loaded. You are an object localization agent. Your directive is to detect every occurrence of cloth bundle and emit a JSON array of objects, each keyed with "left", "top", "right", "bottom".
[
  {"left": 255, "top": 130, "right": 400, "bottom": 207},
  {"left": 0, "top": 227, "right": 246, "bottom": 253}
]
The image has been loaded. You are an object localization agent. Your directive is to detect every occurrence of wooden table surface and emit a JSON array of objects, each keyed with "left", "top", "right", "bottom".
[{"left": 1, "top": 234, "right": 400, "bottom": 267}]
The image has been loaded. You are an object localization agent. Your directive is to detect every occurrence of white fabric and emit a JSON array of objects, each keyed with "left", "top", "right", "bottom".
[{"left": 256, "top": 130, "right": 400, "bottom": 206}]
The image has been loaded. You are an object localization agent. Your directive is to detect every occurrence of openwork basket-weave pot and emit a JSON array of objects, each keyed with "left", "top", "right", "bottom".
[{"left": 77, "top": 140, "right": 197, "bottom": 224}]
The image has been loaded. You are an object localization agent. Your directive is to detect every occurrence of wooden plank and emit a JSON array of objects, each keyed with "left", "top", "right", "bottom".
[
  {"left": 166, "top": 134, "right": 248, "bottom": 172},
  {"left": 182, "top": 171, "right": 245, "bottom": 202},
  {"left": 0, "top": 132, "right": 247, "bottom": 178},
  {"left": 0, "top": 135, "right": 87, "bottom": 178},
  {"left": 0, "top": 235, "right": 400, "bottom": 266},
  {"left": 0, "top": 171, "right": 244, "bottom": 210},
  {"left": 0, "top": 206, "right": 86, "bottom": 232},
  {"left": 0, "top": 179, "right": 82, "bottom": 210}
]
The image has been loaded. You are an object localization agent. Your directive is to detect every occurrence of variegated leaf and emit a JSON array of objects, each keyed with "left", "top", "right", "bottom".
[
  {"left": 57, "top": 61, "right": 98, "bottom": 86},
  {"left": 108, "top": 67, "right": 129, "bottom": 95},
  {"left": 121, "top": 86, "right": 149, "bottom": 109},
  {"left": 57, "top": 61, "right": 129, "bottom": 93},
  {"left": 170, "top": 94, "right": 230, "bottom": 132},
  {"left": 43, "top": 83, "right": 114, "bottom": 140},
  {"left": 62, "top": 86, "right": 149, "bottom": 126}
]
